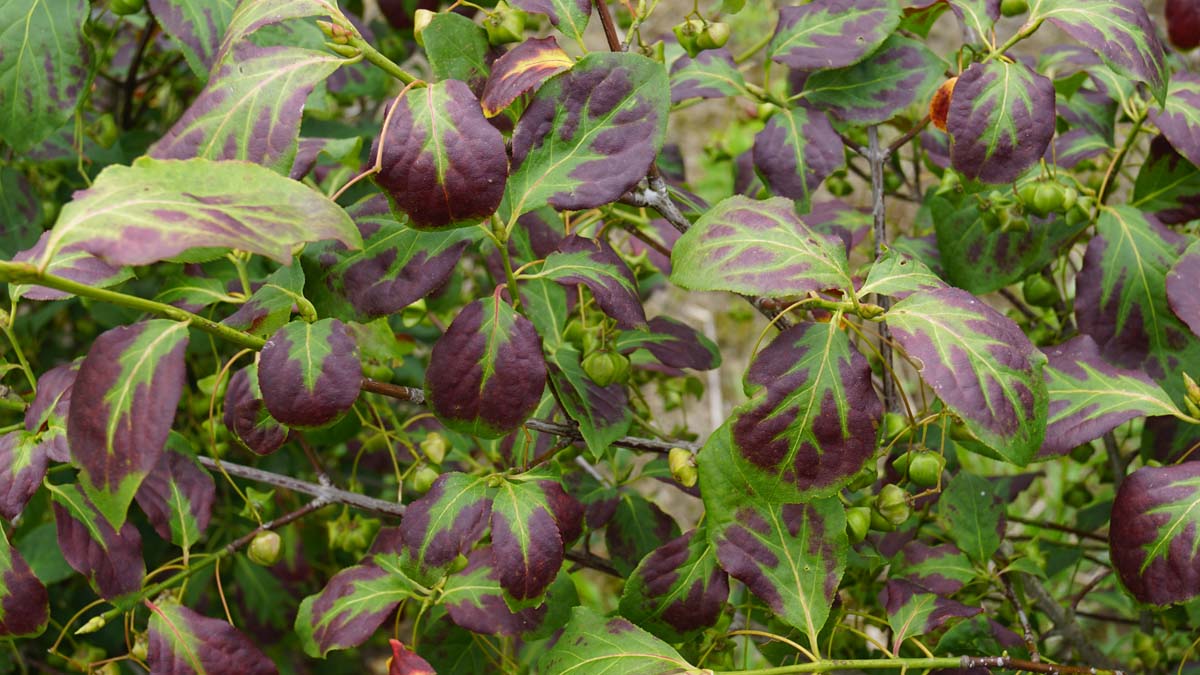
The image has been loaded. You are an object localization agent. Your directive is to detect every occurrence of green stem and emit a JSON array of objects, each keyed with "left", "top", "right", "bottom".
[
  {"left": 0, "top": 320, "right": 37, "bottom": 395},
  {"left": 985, "top": 18, "right": 1044, "bottom": 61},
  {"left": 734, "top": 26, "right": 776, "bottom": 64},
  {"left": 494, "top": 221, "right": 522, "bottom": 310},
  {"left": 1095, "top": 107, "right": 1148, "bottom": 212},
  {"left": 720, "top": 657, "right": 961, "bottom": 674},
  {"left": 348, "top": 35, "right": 416, "bottom": 84},
  {"left": 0, "top": 261, "right": 265, "bottom": 352}
]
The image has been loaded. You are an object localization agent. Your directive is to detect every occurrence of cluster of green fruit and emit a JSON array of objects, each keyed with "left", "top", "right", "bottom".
[
  {"left": 109, "top": 0, "right": 144, "bottom": 16},
  {"left": 939, "top": 172, "right": 1092, "bottom": 234},
  {"left": 414, "top": 2, "right": 528, "bottom": 47},
  {"left": 672, "top": 18, "right": 730, "bottom": 57},
  {"left": 563, "top": 318, "right": 633, "bottom": 387}
]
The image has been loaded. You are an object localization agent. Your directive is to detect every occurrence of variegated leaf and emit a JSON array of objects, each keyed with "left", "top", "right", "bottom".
[
  {"left": 146, "top": 0, "right": 238, "bottom": 78},
  {"left": 10, "top": 233, "right": 132, "bottom": 302},
  {"left": 618, "top": 527, "right": 730, "bottom": 643},
  {"left": 482, "top": 37, "right": 573, "bottom": 118},
  {"left": 1132, "top": 135, "right": 1200, "bottom": 225},
  {"left": 880, "top": 579, "right": 981, "bottom": 652},
  {"left": 423, "top": 12, "right": 492, "bottom": 95},
  {"left": 295, "top": 552, "right": 420, "bottom": 657},
  {"left": 538, "top": 607, "right": 694, "bottom": 675},
  {"left": 615, "top": 316, "right": 721, "bottom": 371},
  {"left": 800, "top": 35, "right": 944, "bottom": 125},
  {"left": 859, "top": 248, "right": 946, "bottom": 298},
  {"left": 149, "top": 600, "right": 278, "bottom": 674},
  {"left": 0, "top": 432, "right": 51, "bottom": 521},
  {"left": 0, "top": 527, "right": 48, "bottom": 637},
  {"left": 753, "top": 107, "right": 845, "bottom": 210},
  {"left": 399, "top": 472, "right": 493, "bottom": 585},
  {"left": 670, "top": 49, "right": 747, "bottom": 104},
  {"left": 221, "top": 263, "right": 306, "bottom": 338},
  {"left": 509, "top": 0, "right": 591, "bottom": 46},
  {"left": 23, "top": 360, "right": 77, "bottom": 463},
  {"left": 259, "top": 319, "right": 362, "bottom": 428},
  {"left": 670, "top": 196, "right": 853, "bottom": 298},
  {"left": 1168, "top": 240, "right": 1200, "bottom": 338},
  {"left": 887, "top": 287, "right": 1047, "bottom": 465},
  {"left": 223, "top": 364, "right": 289, "bottom": 456},
  {"left": 48, "top": 482, "right": 145, "bottom": 599},
  {"left": 535, "top": 234, "right": 646, "bottom": 328},
  {"left": 895, "top": 541, "right": 976, "bottom": 595},
  {"left": 768, "top": 0, "right": 900, "bottom": 71},
  {"left": 69, "top": 320, "right": 190, "bottom": 529},
  {"left": 441, "top": 546, "right": 576, "bottom": 637},
  {"left": 947, "top": 0, "right": 999, "bottom": 41},
  {"left": 605, "top": 492, "right": 681, "bottom": 577},
  {"left": 1109, "top": 462, "right": 1200, "bottom": 604},
  {"left": 490, "top": 475, "right": 564, "bottom": 603},
  {"left": 134, "top": 432, "right": 215, "bottom": 549},
  {"left": 545, "top": 343, "right": 632, "bottom": 458}
]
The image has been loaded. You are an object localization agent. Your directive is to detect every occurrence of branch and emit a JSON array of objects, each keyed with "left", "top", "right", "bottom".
[
  {"left": 867, "top": 127, "right": 898, "bottom": 411},
  {"left": 1000, "top": 571, "right": 1041, "bottom": 662},
  {"left": 720, "top": 655, "right": 1126, "bottom": 674},
  {"left": 197, "top": 456, "right": 406, "bottom": 518},
  {"left": 1018, "top": 572, "right": 1124, "bottom": 671}
]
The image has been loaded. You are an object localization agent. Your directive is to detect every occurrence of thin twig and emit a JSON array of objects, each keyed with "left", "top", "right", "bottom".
[
  {"left": 1103, "top": 432, "right": 1126, "bottom": 490},
  {"left": 524, "top": 418, "right": 700, "bottom": 453},
  {"left": 1000, "top": 572, "right": 1041, "bottom": 662},
  {"left": 565, "top": 549, "right": 621, "bottom": 577},
  {"left": 121, "top": 17, "right": 157, "bottom": 129},
  {"left": 1007, "top": 514, "right": 1108, "bottom": 543},
  {"left": 196, "top": 456, "right": 407, "bottom": 518},
  {"left": 868, "top": 127, "right": 898, "bottom": 411},
  {"left": 1019, "top": 572, "right": 1124, "bottom": 671}
]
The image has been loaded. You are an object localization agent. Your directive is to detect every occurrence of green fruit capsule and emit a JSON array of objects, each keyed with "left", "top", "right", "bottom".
[
  {"left": 668, "top": 447, "right": 698, "bottom": 487},
  {"left": 412, "top": 465, "right": 440, "bottom": 493},
  {"left": 485, "top": 4, "right": 525, "bottom": 45},
  {"left": 874, "top": 483, "right": 911, "bottom": 526},
  {"left": 1022, "top": 275, "right": 1059, "bottom": 308},
  {"left": 1063, "top": 483, "right": 1092, "bottom": 508},
  {"left": 673, "top": 19, "right": 705, "bottom": 57},
  {"left": 110, "top": 0, "right": 144, "bottom": 15},
  {"left": 420, "top": 431, "right": 449, "bottom": 465},
  {"left": 906, "top": 451, "right": 945, "bottom": 487},
  {"left": 696, "top": 22, "right": 730, "bottom": 50},
  {"left": 1033, "top": 181, "right": 1066, "bottom": 215},
  {"left": 1060, "top": 186, "right": 1078, "bottom": 211},
  {"left": 882, "top": 411, "right": 908, "bottom": 440},
  {"left": 582, "top": 350, "right": 631, "bottom": 387},
  {"left": 1000, "top": 0, "right": 1028, "bottom": 16},
  {"left": 826, "top": 175, "right": 853, "bottom": 197},
  {"left": 247, "top": 531, "right": 282, "bottom": 566},
  {"left": 1017, "top": 181, "right": 1040, "bottom": 209},
  {"left": 845, "top": 507, "right": 871, "bottom": 543}
]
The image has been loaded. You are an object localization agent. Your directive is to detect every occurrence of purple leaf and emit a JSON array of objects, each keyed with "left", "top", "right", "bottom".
[
  {"left": 1168, "top": 240, "right": 1200, "bottom": 339},
  {"left": 753, "top": 106, "right": 845, "bottom": 209},
  {"left": 134, "top": 432, "right": 215, "bottom": 547},
  {"left": 399, "top": 473, "right": 493, "bottom": 585},
  {"left": 442, "top": 546, "right": 576, "bottom": 637},
  {"left": 295, "top": 553, "right": 419, "bottom": 657},
  {"left": 540, "top": 234, "right": 647, "bottom": 329},
  {"left": 149, "top": 601, "right": 278, "bottom": 674},
  {"left": 145, "top": 0, "right": 235, "bottom": 77},
  {"left": 50, "top": 483, "right": 144, "bottom": 599},
  {"left": 389, "top": 640, "right": 436, "bottom": 675},
  {"left": 801, "top": 36, "right": 944, "bottom": 125},
  {"left": 670, "top": 49, "right": 746, "bottom": 103},
  {"left": 768, "top": 0, "right": 901, "bottom": 71},
  {"left": 490, "top": 477, "right": 564, "bottom": 602},
  {"left": 880, "top": 579, "right": 982, "bottom": 651},
  {"left": 1150, "top": 73, "right": 1200, "bottom": 171},
  {"left": 1109, "top": 462, "right": 1200, "bottom": 604},
  {"left": 11, "top": 232, "right": 131, "bottom": 302},
  {"left": 481, "top": 37, "right": 572, "bottom": 118},
  {"left": 616, "top": 316, "right": 721, "bottom": 371},
  {"left": 0, "top": 528, "right": 48, "bottom": 637},
  {"left": 896, "top": 542, "right": 975, "bottom": 596},
  {"left": 259, "top": 319, "right": 362, "bottom": 428},
  {"left": 509, "top": 0, "right": 591, "bottom": 41},
  {"left": 0, "top": 433, "right": 50, "bottom": 521},
  {"left": 1132, "top": 135, "right": 1200, "bottom": 224},
  {"left": 223, "top": 365, "right": 289, "bottom": 455},
  {"left": 618, "top": 528, "right": 730, "bottom": 642},
  {"left": 24, "top": 361, "right": 78, "bottom": 463}
]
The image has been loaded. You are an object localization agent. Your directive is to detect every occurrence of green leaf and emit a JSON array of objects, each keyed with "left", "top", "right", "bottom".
[
  {"left": 605, "top": 492, "right": 680, "bottom": 577},
  {"left": 669, "top": 49, "right": 747, "bottom": 104},
  {"left": 948, "top": 0, "right": 999, "bottom": 41},
  {"left": 539, "top": 606, "right": 695, "bottom": 675},
  {"left": 670, "top": 195, "right": 853, "bottom": 298},
  {"left": 221, "top": 263, "right": 308, "bottom": 338},
  {"left": 859, "top": 248, "right": 945, "bottom": 297},
  {"left": 147, "top": 0, "right": 238, "bottom": 79},
  {"left": 511, "top": 0, "right": 591, "bottom": 47},
  {"left": 295, "top": 552, "right": 420, "bottom": 657},
  {"left": 618, "top": 526, "right": 730, "bottom": 643},
  {"left": 1132, "top": 136, "right": 1200, "bottom": 222},
  {"left": 938, "top": 472, "right": 1003, "bottom": 565},
  {"left": 887, "top": 287, "right": 1048, "bottom": 465},
  {"left": 699, "top": 424, "right": 847, "bottom": 649},
  {"left": 801, "top": 35, "right": 944, "bottom": 125},
  {"left": 545, "top": 343, "right": 632, "bottom": 458},
  {"left": 0, "top": 0, "right": 91, "bottom": 152},
  {"left": 423, "top": 12, "right": 492, "bottom": 93},
  {"left": 37, "top": 157, "right": 360, "bottom": 268}
]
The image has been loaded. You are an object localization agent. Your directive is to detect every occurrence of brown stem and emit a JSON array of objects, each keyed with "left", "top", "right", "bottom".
[
  {"left": 886, "top": 115, "right": 931, "bottom": 157},
  {"left": 121, "top": 17, "right": 157, "bottom": 129},
  {"left": 1000, "top": 571, "right": 1041, "bottom": 662},
  {"left": 565, "top": 549, "right": 620, "bottom": 576},
  {"left": 593, "top": 0, "right": 623, "bottom": 51},
  {"left": 963, "top": 656, "right": 1125, "bottom": 675},
  {"left": 1007, "top": 514, "right": 1108, "bottom": 543},
  {"left": 868, "top": 127, "right": 898, "bottom": 412},
  {"left": 196, "top": 456, "right": 407, "bottom": 518}
]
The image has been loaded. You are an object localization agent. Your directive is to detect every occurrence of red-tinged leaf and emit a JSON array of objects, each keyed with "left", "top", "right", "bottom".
[
  {"left": 259, "top": 319, "right": 362, "bottom": 428},
  {"left": 895, "top": 542, "right": 976, "bottom": 596},
  {"left": 618, "top": 527, "right": 730, "bottom": 643},
  {"left": 48, "top": 482, "right": 144, "bottom": 599},
  {"left": 509, "top": 0, "right": 591, "bottom": 45},
  {"left": 947, "top": 60, "right": 1056, "bottom": 184},
  {"left": 482, "top": 37, "right": 573, "bottom": 118},
  {"left": 441, "top": 547, "right": 577, "bottom": 637},
  {"left": 375, "top": 80, "right": 508, "bottom": 230},
  {"left": 539, "top": 607, "right": 694, "bottom": 674},
  {"left": 1168, "top": 240, "right": 1200, "bottom": 338},
  {"left": 768, "top": 0, "right": 901, "bottom": 71},
  {"left": 134, "top": 432, "right": 215, "bottom": 549},
  {"left": 670, "top": 49, "right": 747, "bottom": 104},
  {"left": 0, "top": 432, "right": 48, "bottom": 521},
  {"left": 0, "top": 362, "right": 75, "bottom": 515},
  {"left": 24, "top": 360, "right": 77, "bottom": 462},
  {"left": 223, "top": 365, "right": 289, "bottom": 456},
  {"left": 490, "top": 476, "right": 565, "bottom": 603},
  {"left": 425, "top": 297, "right": 547, "bottom": 439},
  {"left": 1109, "top": 462, "right": 1200, "bottom": 604},
  {"left": 390, "top": 640, "right": 436, "bottom": 675},
  {"left": 1040, "top": 335, "right": 1185, "bottom": 459},
  {"left": 295, "top": 553, "right": 420, "bottom": 657},
  {"left": 615, "top": 316, "right": 721, "bottom": 371},
  {"left": 730, "top": 320, "right": 882, "bottom": 500},
  {"left": 10, "top": 233, "right": 132, "bottom": 302},
  {"left": 753, "top": 106, "right": 845, "bottom": 210},
  {"left": 0, "top": 528, "right": 48, "bottom": 637},
  {"left": 399, "top": 472, "right": 493, "bottom": 585},
  {"left": 887, "top": 287, "right": 1047, "bottom": 465},
  {"left": 148, "top": 600, "right": 278, "bottom": 674},
  {"left": 538, "top": 234, "right": 647, "bottom": 329},
  {"left": 539, "top": 479, "right": 584, "bottom": 546},
  {"left": 500, "top": 52, "right": 668, "bottom": 221},
  {"left": 881, "top": 579, "right": 982, "bottom": 652},
  {"left": 605, "top": 492, "right": 681, "bottom": 577},
  {"left": 68, "top": 320, "right": 190, "bottom": 529}
]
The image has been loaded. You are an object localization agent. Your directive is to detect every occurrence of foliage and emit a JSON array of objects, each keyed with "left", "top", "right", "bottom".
[{"left": 1, "top": 0, "right": 1199, "bottom": 673}]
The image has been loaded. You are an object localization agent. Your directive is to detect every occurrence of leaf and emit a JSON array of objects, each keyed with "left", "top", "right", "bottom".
[
  {"left": 223, "top": 364, "right": 289, "bottom": 456},
  {"left": 605, "top": 492, "right": 681, "bottom": 577},
  {"left": 895, "top": 541, "right": 977, "bottom": 595},
  {"left": 729, "top": 320, "right": 882, "bottom": 501},
  {"left": 947, "top": 60, "right": 1056, "bottom": 184},
  {"left": 1149, "top": 74, "right": 1200, "bottom": 174},
  {"left": 768, "top": 0, "right": 901, "bottom": 71},
  {"left": 10, "top": 233, "right": 132, "bottom": 302},
  {"left": 500, "top": 52, "right": 668, "bottom": 221},
  {"left": 68, "top": 320, "right": 190, "bottom": 530},
  {"left": 937, "top": 472, "right": 1003, "bottom": 565},
  {"left": 422, "top": 12, "right": 492, "bottom": 95},
  {"left": 753, "top": 107, "right": 845, "bottom": 210},
  {"left": 0, "top": 0, "right": 90, "bottom": 152},
  {"left": 946, "top": 0, "right": 999, "bottom": 40},
  {"left": 669, "top": 195, "right": 853, "bottom": 298},
  {"left": 615, "top": 316, "right": 721, "bottom": 371},
  {"left": 0, "top": 527, "right": 48, "bottom": 638},
  {"left": 859, "top": 248, "right": 945, "bottom": 297},
  {"left": 295, "top": 553, "right": 420, "bottom": 657},
  {"left": 881, "top": 579, "right": 982, "bottom": 652},
  {"left": 0, "top": 167, "right": 41, "bottom": 261},
  {"left": 146, "top": 0, "right": 238, "bottom": 79},
  {"left": 1027, "top": 0, "right": 1167, "bottom": 104},
  {"left": 618, "top": 527, "right": 730, "bottom": 643},
  {"left": 801, "top": 35, "right": 944, "bottom": 125},
  {"left": 490, "top": 476, "right": 564, "bottom": 603},
  {"left": 258, "top": 318, "right": 362, "bottom": 428},
  {"left": 1168, "top": 240, "right": 1200, "bottom": 339},
  {"left": 48, "top": 482, "right": 145, "bottom": 599},
  {"left": 38, "top": 157, "right": 361, "bottom": 268},
  {"left": 509, "top": 0, "right": 591, "bottom": 46},
  {"left": 426, "top": 297, "right": 546, "bottom": 438},
  {"left": 389, "top": 640, "right": 436, "bottom": 675},
  {"left": 155, "top": 275, "right": 239, "bottom": 312},
  {"left": 887, "top": 287, "right": 1048, "bottom": 465},
  {"left": 23, "top": 360, "right": 78, "bottom": 463},
  {"left": 669, "top": 49, "right": 746, "bottom": 104},
  {"left": 1109, "top": 462, "right": 1200, "bottom": 604},
  {"left": 149, "top": 45, "right": 343, "bottom": 174},
  {"left": 148, "top": 600, "right": 278, "bottom": 674},
  {"left": 0, "top": 433, "right": 50, "bottom": 521},
  {"left": 482, "top": 36, "right": 573, "bottom": 118},
  {"left": 134, "top": 432, "right": 215, "bottom": 549},
  {"left": 1040, "top": 335, "right": 1186, "bottom": 459},
  {"left": 545, "top": 343, "right": 632, "bottom": 458},
  {"left": 1132, "top": 135, "right": 1200, "bottom": 224},
  {"left": 222, "top": 263, "right": 306, "bottom": 338},
  {"left": 1046, "top": 127, "right": 1109, "bottom": 169},
  {"left": 1076, "top": 206, "right": 1200, "bottom": 398},
  {"left": 217, "top": 0, "right": 333, "bottom": 58},
  {"left": 700, "top": 425, "right": 846, "bottom": 648},
  {"left": 375, "top": 80, "right": 508, "bottom": 230},
  {"left": 538, "top": 606, "right": 695, "bottom": 675},
  {"left": 538, "top": 234, "right": 646, "bottom": 329},
  {"left": 399, "top": 472, "right": 493, "bottom": 585},
  {"left": 441, "top": 547, "right": 577, "bottom": 637},
  {"left": 302, "top": 195, "right": 476, "bottom": 323}
]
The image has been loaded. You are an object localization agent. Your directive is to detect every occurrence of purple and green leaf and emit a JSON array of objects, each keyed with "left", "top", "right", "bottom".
[
  {"left": 859, "top": 248, "right": 946, "bottom": 298},
  {"left": 500, "top": 52, "right": 668, "bottom": 221},
  {"left": 374, "top": 80, "right": 508, "bottom": 230},
  {"left": 605, "top": 492, "right": 681, "bottom": 577},
  {"left": 800, "top": 35, "right": 944, "bottom": 125},
  {"left": 937, "top": 472, "right": 1003, "bottom": 565},
  {"left": 48, "top": 482, "right": 145, "bottom": 599},
  {"left": 753, "top": 106, "right": 845, "bottom": 210},
  {"left": 10, "top": 233, "right": 132, "bottom": 302},
  {"left": 887, "top": 287, "right": 1048, "bottom": 465},
  {"left": 946, "top": 0, "right": 999, "bottom": 42},
  {"left": 670, "top": 195, "right": 853, "bottom": 298},
  {"left": 1132, "top": 136, "right": 1200, "bottom": 225},
  {"left": 259, "top": 318, "right": 362, "bottom": 428},
  {"left": 538, "top": 607, "right": 694, "bottom": 675},
  {"left": 0, "top": 527, "right": 48, "bottom": 638},
  {"left": 1040, "top": 335, "right": 1186, "bottom": 459},
  {"left": 37, "top": 157, "right": 361, "bottom": 268},
  {"left": 0, "top": 360, "right": 77, "bottom": 517},
  {"left": 545, "top": 343, "right": 632, "bottom": 457},
  {"left": 895, "top": 541, "right": 976, "bottom": 595},
  {"left": 24, "top": 360, "right": 78, "bottom": 462},
  {"left": 146, "top": 0, "right": 237, "bottom": 79},
  {"left": 535, "top": 234, "right": 647, "bottom": 329},
  {"left": 1109, "top": 462, "right": 1200, "bottom": 605},
  {"left": 618, "top": 527, "right": 730, "bottom": 643},
  {"left": 149, "top": 600, "right": 278, "bottom": 674},
  {"left": 615, "top": 316, "right": 721, "bottom": 371},
  {"left": 1149, "top": 73, "right": 1200, "bottom": 171},
  {"left": 423, "top": 13, "right": 492, "bottom": 95},
  {"left": 947, "top": 60, "right": 1056, "bottom": 184},
  {"left": 482, "top": 36, "right": 573, "bottom": 118},
  {"left": 490, "top": 475, "right": 565, "bottom": 604},
  {"left": 399, "top": 472, "right": 493, "bottom": 585},
  {"left": 670, "top": 49, "right": 747, "bottom": 104},
  {"left": 295, "top": 552, "right": 420, "bottom": 657},
  {"left": 134, "top": 432, "right": 215, "bottom": 549},
  {"left": 68, "top": 320, "right": 190, "bottom": 529},
  {"left": 441, "top": 546, "right": 577, "bottom": 637},
  {"left": 0, "top": 433, "right": 51, "bottom": 521},
  {"left": 768, "top": 0, "right": 900, "bottom": 71},
  {"left": 155, "top": 274, "right": 240, "bottom": 313},
  {"left": 223, "top": 364, "right": 289, "bottom": 456},
  {"left": 509, "top": 0, "right": 591, "bottom": 47},
  {"left": 221, "top": 263, "right": 307, "bottom": 338},
  {"left": 880, "top": 579, "right": 982, "bottom": 652},
  {"left": 1167, "top": 240, "right": 1200, "bottom": 339}
]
